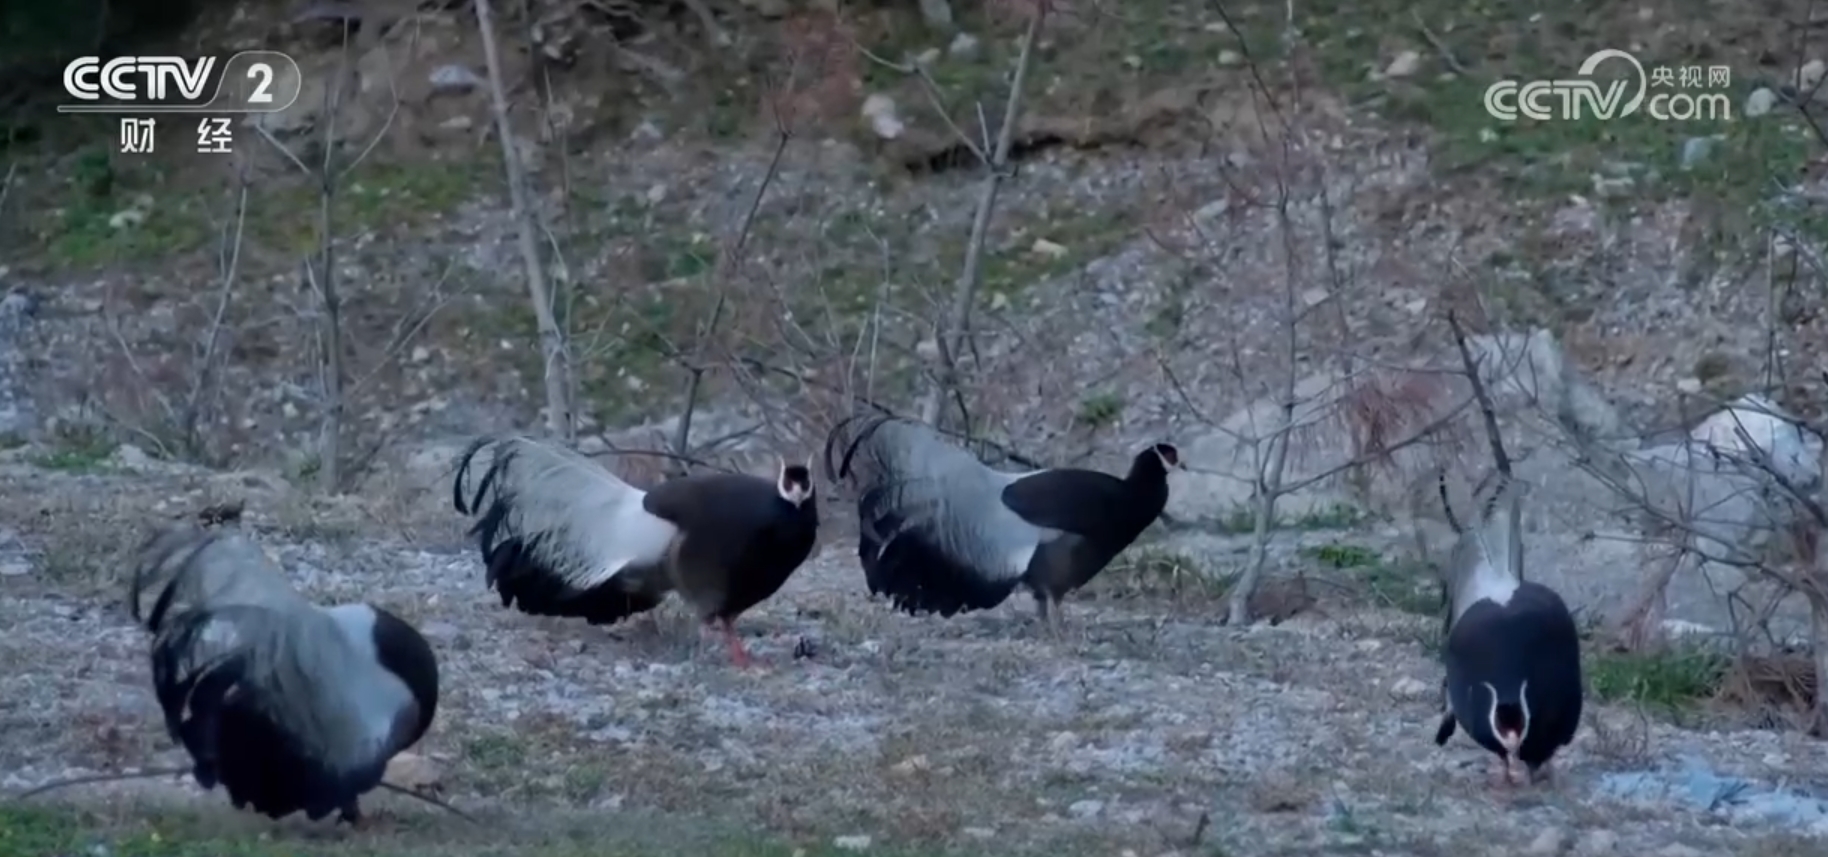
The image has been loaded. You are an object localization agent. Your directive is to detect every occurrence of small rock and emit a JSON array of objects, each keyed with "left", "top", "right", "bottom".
[
  {"left": 1384, "top": 50, "right": 1422, "bottom": 78},
  {"left": 889, "top": 754, "right": 931, "bottom": 774},
  {"left": 948, "top": 33, "right": 980, "bottom": 58},
  {"left": 1591, "top": 175, "right": 1634, "bottom": 197},
  {"left": 410, "top": 346, "right": 431, "bottom": 364},
  {"left": 1217, "top": 49, "right": 1242, "bottom": 66},
  {"left": 1676, "top": 377, "right": 1703, "bottom": 394},
  {"left": 1066, "top": 799, "right": 1104, "bottom": 819},
  {"left": 429, "top": 64, "right": 485, "bottom": 93},
  {"left": 0, "top": 291, "right": 37, "bottom": 319},
  {"left": 961, "top": 827, "right": 995, "bottom": 839},
  {"left": 438, "top": 115, "right": 474, "bottom": 131},
  {"left": 1030, "top": 238, "right": 1068, "bottom": 259},
  {"left": 1403, "top": 297, "right": 1429, "bottom": 315},
  {"left": 1745, "top": 87, "right": 1777, "bottom": 117},
  {"left": 645, "top": 183, "right": 668, "bottom": 204},
  {"left": 832, "top": 835, "right": 872, "bottom": 851},
  {"left": 630, "top": 120, "right": 664, "bottom": 142},
  {"left": 1299, "top": 287, "right": 1328, "bottom": 307},
  {"left": 1193, "top": 199, "right": 1230, "bottom": 225},
  {"left": 1656, "top": 845, "right": 1704, "bottom": 857},
  {"left": 1798, "top": 59, "right": 1826, "bottom": 91},
  {"left": 108, "top": 209, "right": 146, "bottom": 229},
  {"left": 915, "top": 338, "right": 940, "bottom": 361},
  {"left": 861, "top": 93, "right": 904, "bottom": 140},
  {"left": 1388, "top": 677, "right": 1432, "bottom": 700},
  {"left": 0, "top": 560, "right": 29, "bottom": 577},
  {"left": 1574, "top": 829, "right": 1619, "bottom": 856},
  {"left": 418, "top": 621, "right": 461, "bottom": 643},
  {"left": 913, "top": 47, "right": 941, "bottom": 68},
  {"left": 383, "top": 752, "right": 443, "bottom": 792},
  {"left": 1678, "top": 136, "right": 1715, "bottom": 169},
  {"left": 1525, "top": 826, "right": 1570, "bottom": 855},
  {"left": 112, "top": 444, "right": 151, "bottom": 468}
]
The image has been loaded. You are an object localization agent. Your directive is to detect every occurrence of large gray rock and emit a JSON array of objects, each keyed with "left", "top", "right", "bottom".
[
  {"left": 1163, "top": 328, "right": 1821, "bottom": 639},
  {"left": 1165, "top": 327, "right": 1624, "bottom": 526}
]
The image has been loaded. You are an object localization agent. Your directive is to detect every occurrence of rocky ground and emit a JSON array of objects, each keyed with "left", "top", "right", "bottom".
[
  {"left": 8, "top": 0, "right": 1828, "bottom": 854},
  {"left": 2, "top": 453, "right": 1828, "bottom": 857}
]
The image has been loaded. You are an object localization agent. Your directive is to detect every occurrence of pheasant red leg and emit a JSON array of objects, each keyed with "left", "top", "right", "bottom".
[{"left": 722, "top": 620, "right": 755, "bottom": 668}]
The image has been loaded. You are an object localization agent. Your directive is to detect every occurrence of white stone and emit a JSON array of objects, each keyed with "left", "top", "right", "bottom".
[
  {"left": 1745, "top": 87, "right": 1777, "bottom": 117},
  {"left": 1384, "top": 50, "right": 1422, "bottom": 78}
]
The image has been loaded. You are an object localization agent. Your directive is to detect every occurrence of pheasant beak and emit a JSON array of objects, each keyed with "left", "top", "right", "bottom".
[{"left": 1497, "top": 729, "right": 1522, "bottom": 756}]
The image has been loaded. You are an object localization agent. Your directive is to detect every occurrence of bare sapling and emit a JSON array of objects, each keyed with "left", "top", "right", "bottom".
[
  {"left": 92, "top": 151, "right": 252, "bottom": 463},
  {"left": 1158, "top": 8, "right": 1468, "bottom": 624},
  {"left": 1558, "top": 222, "right": 1828, "bottom": 727},
  {"left": 476, "top": 0, "right": 576, "bottom": 444},
  {"left": 852, "top": 0, "right": 1046, "bottom": 430},
  {"left": 252, "top": 22, "right": 438, "bottom": 492}
]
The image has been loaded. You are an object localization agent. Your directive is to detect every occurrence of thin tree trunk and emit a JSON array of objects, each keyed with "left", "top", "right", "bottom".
[
  {"left": 1228, "top": 412, "right": 1293, "bottom": 625},
  {"left": 314, "top": 26, "right": 351, "bottom": 493},
  {"left": 916, "top": 6, "right": 1045, "bottom": 427},
  {"left": 475, "top": 0, "right": 576, "bottom": 442}
]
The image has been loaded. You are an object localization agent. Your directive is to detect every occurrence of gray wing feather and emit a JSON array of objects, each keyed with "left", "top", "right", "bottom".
[
  {"left": 130, "top": 521, "right": 304, "bottom": 632},
  {"left": 453, "top": 435, "right": 679, "bottom": 590},
  {"left": 831, "top": 416, "right": 1049, "bottom": 582},
  {"left": 136, "top": 525, "right": 413, "bottom": 777}
]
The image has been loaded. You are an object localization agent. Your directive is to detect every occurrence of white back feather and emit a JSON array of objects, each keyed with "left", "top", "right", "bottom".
[
  {"left": 1446, "top": 476, "right": 1524, "bottom": 624},
  {"left": 456, "top": 436, "right": 679, "bottom": 590},
  {"left": 837, "top": 417, "right": 1053, "bottom": 581}
]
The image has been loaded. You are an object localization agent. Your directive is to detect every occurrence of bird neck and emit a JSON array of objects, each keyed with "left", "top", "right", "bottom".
[
  {"left": 369, "top": 607, "right": 440, "bottom": 741},
  {"left": 1124, "top": 454, "right": 1168, "bottom": 488}
]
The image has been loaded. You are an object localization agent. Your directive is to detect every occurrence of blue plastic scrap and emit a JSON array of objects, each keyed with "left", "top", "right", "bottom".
[{"left": 1595, "top": 754, "right": 1828, "bottom": 829}]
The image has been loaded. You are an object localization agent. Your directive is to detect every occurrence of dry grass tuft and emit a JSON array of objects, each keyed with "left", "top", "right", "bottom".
[
  {"left": 1245, "top": 772, "right": 1318, "bottom": 813},
  {"left": 1714, "top": 652, "right": 1819, "bottom": 730},
  {"left": 1583, "top": 707, "right": 1654, "bottom": 767}
]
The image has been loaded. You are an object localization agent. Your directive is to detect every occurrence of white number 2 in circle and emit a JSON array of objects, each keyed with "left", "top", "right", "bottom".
[{"left": 248, "top": 63, "right": 274, "bottom": 104}]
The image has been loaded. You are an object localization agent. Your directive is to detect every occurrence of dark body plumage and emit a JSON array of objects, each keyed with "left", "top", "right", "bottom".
[
  {"left": 1436, "top": 583, "right": 1583, "bottom": 775},
  {"left": 825, "top": 414, "right": 1178, "bottom": 622},
  {"left": 130, "top": 523, "right": 440, "bottom": 823},
  {"left": 1432, "top": 478, "right": 1583, "bottom": 784},
  {"left": 452, "top": 435, "right": 819, "bottom": 665}
]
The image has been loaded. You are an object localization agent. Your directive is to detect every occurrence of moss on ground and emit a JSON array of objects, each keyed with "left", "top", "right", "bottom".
[{"left": 1298, "top": 0, "right": 1822, "bottom": 229}]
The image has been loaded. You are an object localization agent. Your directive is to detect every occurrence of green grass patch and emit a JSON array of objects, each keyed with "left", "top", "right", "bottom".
[
  {"left": 26, "top": 424, "right": 117, "bottom": 474},
  {"left": 1586, "top": 644, "right": 1730, "bottom": 714},
  {"left": 1212, "top": 502, "right": 1371, "bottom": 534},
  {"left": 26, "top": 138, "right": 491, "bottom": 270},
  {"left": 1298, "top": 0, "right": 1823, "bottom": 246},
  {"left": 1091, "top": 546, "right": 1230, "bottom": 601},
  {"left": 1300, "top": 542, "right": 1439, "bottom": 615}
]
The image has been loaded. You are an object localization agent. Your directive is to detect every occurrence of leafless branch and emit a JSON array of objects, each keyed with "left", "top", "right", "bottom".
[
  {"left": 477, "top": 0, "right": 577, "bottom": 443},
  {"left": 916, "top": 2, "right": 1048, "bottom": 429}
]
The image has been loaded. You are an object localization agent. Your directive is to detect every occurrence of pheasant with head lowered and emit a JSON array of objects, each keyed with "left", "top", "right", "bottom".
[
  {"left": 1432, "top": 476, "right": 1583, "bottom": 788},
  {"left": 127, "top": 522, "right": 441, "bottom": 825},
  {"left": 452, "top": 434, "right": 820, "bottom": 666}
]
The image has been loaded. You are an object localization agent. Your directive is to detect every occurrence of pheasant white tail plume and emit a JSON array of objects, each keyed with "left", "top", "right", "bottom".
[{"left": 1447, "top": 475, "right": 1525, "bottom": 625}]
